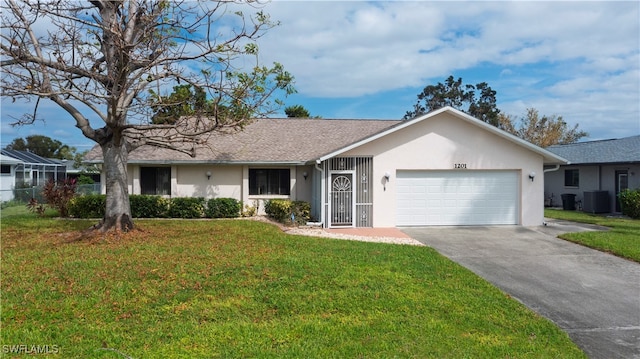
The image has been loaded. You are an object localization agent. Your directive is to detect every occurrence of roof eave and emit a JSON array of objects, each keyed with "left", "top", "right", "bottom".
[
  {"left": 317, "top": 106, "right": 570, "bottom": 165},
  {"left": 560, "top": 160, "right": 640, "bottom": 166},
  {"left": 84, "top": 159, "right": 309, "bottom": 166}
]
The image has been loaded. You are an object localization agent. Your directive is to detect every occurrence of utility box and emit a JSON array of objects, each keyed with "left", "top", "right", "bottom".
[
  {"left": 583, "top": 191, "right": 610, "bottom": 213},
  {"left": 561, "top": 193, "right": 576, "bottom": 210}
]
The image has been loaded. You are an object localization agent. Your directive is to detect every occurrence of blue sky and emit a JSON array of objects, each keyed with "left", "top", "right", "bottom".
[{"left": 1, "top": 1, "right": 639, "bottom": 152}]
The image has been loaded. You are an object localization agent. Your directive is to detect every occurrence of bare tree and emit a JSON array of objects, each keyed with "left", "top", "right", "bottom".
[
  {"left": 1, "top": 0, "right": 295, "bottom": 232},
  {"left": 498, "top": 108, "right": 588, "bottom": 147}
]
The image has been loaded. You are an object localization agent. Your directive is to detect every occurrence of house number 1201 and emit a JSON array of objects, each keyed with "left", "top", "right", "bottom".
[{"left": 454, "top": 163, "right": 467, "bottom": 169}]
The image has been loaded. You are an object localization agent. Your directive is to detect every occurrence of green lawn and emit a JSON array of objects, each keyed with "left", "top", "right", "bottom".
[
  {"left": 1, "top": 209, "right": 585, "bottom": 358},
  {"left": 545, "top": 209, "right": 640, "bottom": 263}
]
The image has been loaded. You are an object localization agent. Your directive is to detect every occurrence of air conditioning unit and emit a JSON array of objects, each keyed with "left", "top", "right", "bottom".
[{"left": 583, "top": 191, "right": 609, "bottom": 213}]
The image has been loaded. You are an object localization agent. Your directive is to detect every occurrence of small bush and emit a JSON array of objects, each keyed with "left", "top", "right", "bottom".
[
  {"left": 619, "top": 188, "right": 640, "bottom": 219},
  {"left": 264, "top": 199, "right": 289, "bottom": 223},
  {"left": 69, "top": 194, "right": 106, "bottom": 219},
  {"left": 206, "top": 198, "right": 241, "bottom": 218},
  {"left": 291, "top": 201, "right": 311, "bottom": 225},
  {"left": 76, "top": 174, "right": 95, "bottom": 185},
  {"left": 42, "top": 178, "right": 77, "bottom": 217},
  {"left": 26, "top": 198, "right": 46, "bottom": 217},
  {"left": 131, "top": 195, "right": 170, "bottom": 218},
  {"left": 265, "top": 199, "right": 310, "bottom": 225},
  {"left": 242, "top": 201, "right": 258, "bottom": 217},
  {"left": 168, "top": 197, "right": 205, "bottom": 218}
]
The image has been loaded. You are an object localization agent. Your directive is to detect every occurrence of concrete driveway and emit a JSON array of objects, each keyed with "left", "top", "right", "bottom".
[{"left": 401, "top": 219, "right": 640, "bottom": 359}]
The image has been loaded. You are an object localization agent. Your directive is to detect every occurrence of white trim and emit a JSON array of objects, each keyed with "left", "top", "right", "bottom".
[
  {"left": 0, "top": 154, "right": 23, "bottom": 165},
  {"left": 315, "top": 160, "right": 326, "bottom": 228},
  {"left": 319, "top": 107, "right": 569, "bottom": 165}
]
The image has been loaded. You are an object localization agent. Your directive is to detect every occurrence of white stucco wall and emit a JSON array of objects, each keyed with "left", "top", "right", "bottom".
[
  {"left": 343, "top": 112, "right": 545, "bottom": 227},
  {"left": 175, "top": 165, "right": 242, "bottom": 199},
  {"left": 103, "top": 164, "right": 315, "bottom": 216}
]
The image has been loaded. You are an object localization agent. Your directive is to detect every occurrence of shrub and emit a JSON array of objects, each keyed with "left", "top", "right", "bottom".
[
  {"left": 242, "top": 201, "right": 258, "bottom": 217},
  {"left": 265, "top": 199, "right": 310, "bottom": 225},
  {"left": 264, "top": 199, "right": 289, "bottom": 223},
  {"left": 42, "top": 178, "right": 77, "bottom": 217},
  {"left": 69, "top": 194, "right": 106, "bottom": 219},
  {"left": 76, "top": 174, "right": 95, "bottom": 185},
  {"left": 130, "top": 195, "right": 169, "bottom": 218},
  {"left": 26, "top": 198, "right": 46, "bottom": 217},
  {"left": 168, "top": 197, "right": 205, "bottom": 218},
  {"left": 291, "top": 201, "right": 311, "bottom": 225},
  {"left": 206, "top": 198, "right": 241, "bottom": 218},
  {"left": 619, "top": 188, "right": 640, "bottom": 219}
]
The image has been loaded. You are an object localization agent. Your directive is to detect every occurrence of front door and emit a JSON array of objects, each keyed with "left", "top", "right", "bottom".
[
  {"left": 330, "top": 173, "right": 354, "bottom": 227},
  {"left": 615, "top": 170, "right": 628, "bottom": 212}
]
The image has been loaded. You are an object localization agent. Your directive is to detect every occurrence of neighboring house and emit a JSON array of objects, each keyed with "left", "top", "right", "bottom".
[
  {"left": 545, "top": 135, "right": 640, "bottom": 213},
  {"left": 84, "top": 107, "right": 567, "bottom": 228},
  {"left": 0, "top": 154, "right": 23, "bottom": 202},
  {"left": 0, "top": 149, "right": 68, "bottom": 187},
  {"left": 54, "top": 159, "right": 101, "bottom": 183}
]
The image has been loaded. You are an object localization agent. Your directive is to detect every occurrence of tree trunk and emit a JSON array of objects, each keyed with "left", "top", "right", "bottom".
[{"left": 95, "top": 139, "right": 134, "bottom": 233}]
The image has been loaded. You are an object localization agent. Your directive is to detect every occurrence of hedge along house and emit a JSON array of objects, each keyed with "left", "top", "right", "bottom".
[{"left": 84, "top": 107, "right": 567, "bottom": 227}]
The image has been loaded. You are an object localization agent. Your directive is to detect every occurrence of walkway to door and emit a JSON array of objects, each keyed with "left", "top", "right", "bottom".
[{"left": 326, "top": 227, "right": 411, "bottom": 238}]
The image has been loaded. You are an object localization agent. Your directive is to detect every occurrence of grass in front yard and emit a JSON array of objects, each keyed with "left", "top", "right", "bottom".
[
  {"left": 545, "top": 209, "right": 640, "bottom": 263},
  {"left": 1, "top": 212, "right": 585, "bottom": 358}
]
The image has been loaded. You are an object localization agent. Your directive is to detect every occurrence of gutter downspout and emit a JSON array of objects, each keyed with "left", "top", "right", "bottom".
[
  {"left": 542, "top": 164, "right": 562, "bottom": 211},
  {"left": 315, "top": 160, "right": 325, "bottom": 228},
  {"left": 543, "top": 164, "right": 561, "bottom": 173}
]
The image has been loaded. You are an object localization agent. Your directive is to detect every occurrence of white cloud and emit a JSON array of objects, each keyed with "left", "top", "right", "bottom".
[
  {"left": 2, "top": 1, "right": 637, "bottom": 143},
  {"left": 249, "top": 1, "right": 639, "bottom": 140},
  {"left": 257, "top": 1, "right": 638, "bottom": 99}
]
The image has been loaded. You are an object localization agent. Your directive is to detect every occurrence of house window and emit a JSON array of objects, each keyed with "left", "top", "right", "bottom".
[
  {"left": 249, "top": 169, "right": 290, "bottom": 195},
  {"left": 141, "top": 167, "right": 171, "bottom": 195},
  {"left": 564, "top": 169, "right": 579, "bottom": 187},
  {"left": 1, "top": 165, "right": 10, "bottom": 174}
]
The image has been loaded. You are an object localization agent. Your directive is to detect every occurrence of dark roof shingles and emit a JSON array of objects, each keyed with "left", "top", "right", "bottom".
[{"left": 546, "top": 135, "right": 640, "bottom": 164}]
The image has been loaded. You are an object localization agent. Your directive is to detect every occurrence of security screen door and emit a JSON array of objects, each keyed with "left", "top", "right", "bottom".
[{"left": 330, "top": 173, "right": 353, "bottom": 227}]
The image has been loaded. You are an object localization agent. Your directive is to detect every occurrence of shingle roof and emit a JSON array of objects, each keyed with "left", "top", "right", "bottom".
[
  {"left": 84, "top": 118, "right": 402, "bottom": 164},
  {"left": 546, "top": 135, "right": 640, "bottom": 164}
]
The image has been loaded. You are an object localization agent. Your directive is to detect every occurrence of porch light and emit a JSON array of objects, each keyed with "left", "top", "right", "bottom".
[
  {"left": 529, "top": 171, "right": 536, "bottom": 182},
  {"left": 383, "top": 171, "right": 391, "bottom": 191},
  {"left": 206, "top": 171, "right": 212, "bottom": 180},
  {"left": 303, "top": 171, "right": 308, "bottom": 180}
]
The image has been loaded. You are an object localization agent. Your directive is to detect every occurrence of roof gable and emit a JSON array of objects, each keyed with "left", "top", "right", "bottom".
[
  {"left": 546, "top": 135, "right": 640, "bottom": 164},
  {"left": 319, "top": 107, "right": 568, "bottom": 165}
]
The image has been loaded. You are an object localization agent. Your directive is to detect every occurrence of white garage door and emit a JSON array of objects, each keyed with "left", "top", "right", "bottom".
[{"left": 397, "top": 170, "right": 519, "bottom": 226}]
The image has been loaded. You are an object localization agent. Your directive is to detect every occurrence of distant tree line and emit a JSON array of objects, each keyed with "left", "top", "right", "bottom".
[{"left": 152, "top": 76, "right": 587, "bottom": 147}]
